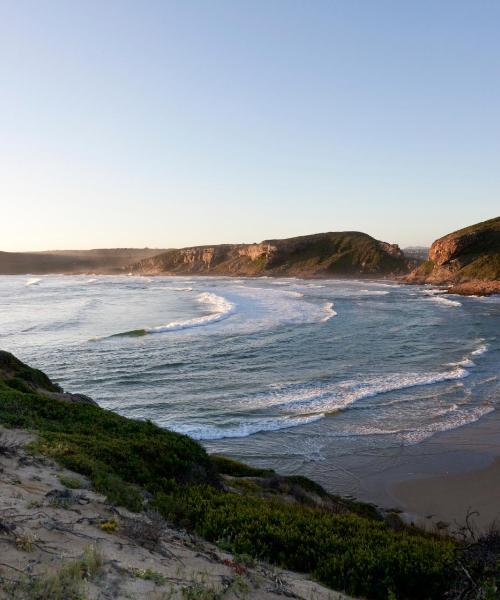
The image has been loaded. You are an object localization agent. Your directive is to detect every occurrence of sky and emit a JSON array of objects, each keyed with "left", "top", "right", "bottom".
[{"left": 0, "top": 1, "right": 499, "bottom": 251}]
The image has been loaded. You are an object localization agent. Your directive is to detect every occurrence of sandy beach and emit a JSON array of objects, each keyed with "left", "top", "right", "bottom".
[
  {"left": 392, "top": 456, "right": 500, "bottom": 531},
  {"left": 356, "top": 409, "right": 500, "bottom": 532}
]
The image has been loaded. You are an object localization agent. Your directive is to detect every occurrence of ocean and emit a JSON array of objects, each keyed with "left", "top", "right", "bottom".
[{"left": 1, "top": 274, "right": 499, "bottom": 495}]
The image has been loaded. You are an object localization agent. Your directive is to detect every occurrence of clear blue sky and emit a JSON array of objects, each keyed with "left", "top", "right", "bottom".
[{"left": 1, "top": 0, "right": 498, "bottom": 251}]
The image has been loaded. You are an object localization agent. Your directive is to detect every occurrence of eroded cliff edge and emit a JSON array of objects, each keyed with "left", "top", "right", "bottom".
[
  {"left": 130, "top": 231, "right": 410, "bottom": 278},
  {"left": 405, "top": 216, "right": 500, "bottom": 295}
]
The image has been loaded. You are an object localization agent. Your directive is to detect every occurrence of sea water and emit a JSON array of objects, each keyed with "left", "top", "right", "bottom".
[{"left": 1, "top": 275, "right": 498, "bottom": 493}]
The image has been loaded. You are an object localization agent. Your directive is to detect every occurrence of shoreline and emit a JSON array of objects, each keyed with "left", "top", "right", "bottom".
[
  {"left": 3, "top": 271, "right": 499, "bottom": 297},
  {"left": 354, "top": 408, "right": 500, "bottom": 532}
]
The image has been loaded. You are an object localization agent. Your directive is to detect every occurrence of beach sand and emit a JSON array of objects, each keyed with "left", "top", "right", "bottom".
[
  {"left": 359, "top": 410, "right": 500, "bottom": 532},
  {"left": 392, "top": 456, "right": 500, "bottom": 531}
]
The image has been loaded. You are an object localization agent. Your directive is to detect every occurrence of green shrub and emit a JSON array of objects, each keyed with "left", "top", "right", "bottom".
[
  {"left": 153, "top": 485, "right": 456, "bottom": 600},
  {"left": 58, "top": 474, "right": 84, "bottom": 489},
  {"left": 211, "top": 454, "right": 274, "bottom": 477}
]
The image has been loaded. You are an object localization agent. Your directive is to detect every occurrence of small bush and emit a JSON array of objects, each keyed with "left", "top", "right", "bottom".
[
  {"left": 130, "top": 567, "right": 167, "bottom": 586},
  {"left": 99, "top": 519, "right": 118, "bottom": 533},
  {"left": 211, "top": 455, "right": 274, "bottom": 477},
  {"left": 58, "top": 475, "right": 84, "bottom": 489}
]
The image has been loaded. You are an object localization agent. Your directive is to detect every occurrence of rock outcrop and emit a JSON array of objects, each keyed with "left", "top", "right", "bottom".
[
  {"left": 131, "top": 231, "right": 410, "bottom": 278},
  {"left": 405, "top": 216, "right": 500, "bottom": 294}
]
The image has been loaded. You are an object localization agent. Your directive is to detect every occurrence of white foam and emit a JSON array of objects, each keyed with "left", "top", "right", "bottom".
[
  {"left": 207, "top": 287, "right": 338, "bottom": 332},
  {"left": 249, "top": 368, "right": 470, "bottom": 415},
  {"left": 472, "top": 343, "right": 488, "bottom": 356},
  {"left": 146, "top": 292, "right": 235, "bottom": 334},
  {"left": 25, "top": 278, "right": 41, "bottom": 286},
  {"left": 449, "top": 340, "right": 489, "bottom": 364},
  {"left": 167, "top": 364, "right": 479, "bottom": 440},
  {"left": 358, "top": 289, "right": 390, "bottom": 296},
  {"left": 344, "top": 404, "right": 494, "bottom": 444},
  {"left": 429, "top": 295, "right": 462, "bottom": 307},
  {"left": 321, "top": 302, "right": 337, "bottom": 321},
  {"left": 448, "top": 357, "right": 476, "bottom": 368},
  {"left": 167, "top": 413, "right": 324, "bottom": 440},
  {"left": 402, "top": 405, "right": 495, "bottom": 444}
]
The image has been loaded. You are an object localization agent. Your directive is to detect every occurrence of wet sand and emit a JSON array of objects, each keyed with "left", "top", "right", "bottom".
[
  {"left": 392, "top": 456, "right": 500, "bottom": 531},
  {"left": 358, "top": 409, "right": 500, "bottom": 532}
]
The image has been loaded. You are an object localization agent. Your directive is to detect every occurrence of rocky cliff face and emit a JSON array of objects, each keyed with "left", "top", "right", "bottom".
[
  {"left": 406, "top": 216, "right": 500, "bottom": 290},
  {"left": 131, "top": 231, "right": 410, "bottom": 278}
]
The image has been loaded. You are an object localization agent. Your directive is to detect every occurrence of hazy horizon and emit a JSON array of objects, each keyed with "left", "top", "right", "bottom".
[
  {"left": 0, "top": 215, "right": 496, "bottom": 254},
  {"left": 1, "top": 1, "right": 499, "bottom": 251}
]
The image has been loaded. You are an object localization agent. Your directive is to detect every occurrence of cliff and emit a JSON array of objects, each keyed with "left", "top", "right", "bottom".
[
  {"left": 405, "top": 217, "right": 500, "bottom": 294},
  {"left": 131, "top": 231, "right": 409, "bottom": 278}
]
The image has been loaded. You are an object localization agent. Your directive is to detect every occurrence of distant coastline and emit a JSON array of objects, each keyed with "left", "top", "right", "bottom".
[{"left": 1, "top": 216, "right": 498, "bottom": 295}]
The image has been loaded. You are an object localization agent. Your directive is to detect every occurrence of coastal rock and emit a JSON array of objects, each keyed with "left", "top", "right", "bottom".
[
  {"left": 405, "top": 216, "right": 500, "bottom": 292},
  {"left": 130, "top": 231, "right": 410, "bottom": 278}
]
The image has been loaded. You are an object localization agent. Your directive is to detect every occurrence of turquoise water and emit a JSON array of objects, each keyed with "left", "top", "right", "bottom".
[{"left": 1, "top": 274, "right": 499, "bottom": 492}]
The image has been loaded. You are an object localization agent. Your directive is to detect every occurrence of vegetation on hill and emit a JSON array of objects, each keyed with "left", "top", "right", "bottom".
[
  {"left": 131, "top": 231, "right": 410, "bottom": 277},
  {"left": 407, "top": 217, "right": 500, "bottom": 286},
  {"left": 1, "top": 351, "right": 498, "bottom": 599},
  {"left": 0, "top": 248, "right": 166, "bottom": 275}
]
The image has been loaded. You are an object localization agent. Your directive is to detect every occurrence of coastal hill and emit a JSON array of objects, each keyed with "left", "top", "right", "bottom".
[
  {"left": 130, "top": 231, "right": 410, "bottom": 277},
  {"left": 0, "top": 248, "right": 166, "bottom": 275},
  {"left": 406, "top": 216, "right": 500, "bottom": 294}
]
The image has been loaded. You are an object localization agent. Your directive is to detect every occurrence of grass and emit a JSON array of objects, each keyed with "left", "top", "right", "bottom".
[
  {"left": 266, "top": 232, "right": 407, "bottom": 276},
  {"left": 212, "top": 455, "right": 275, "bottom": 478},
  {"left": 58, "top": 474, "right": 84, "bottom": 489},
  {"left": 130, "top": 567, "right": 167, "bottom": 586},
  {"left": 4, "top": 545, "right": 102, "bottom": 600},
  {"left": 0, "top": 351, "right": 464, "bottom": 599},
  {"left": 134, "top": 231, "right": 409, "bottom": 277},
  {"left": 417, "top": 216, "right": 500, "bottom": 282}
]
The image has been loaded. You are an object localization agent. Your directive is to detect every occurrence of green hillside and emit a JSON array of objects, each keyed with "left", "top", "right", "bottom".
[
  {"left": 409, "top": 217, "right": 500, "bottom": 284},
  {"left": 131, "top": 231, "right": 410, "bottom": 277}
]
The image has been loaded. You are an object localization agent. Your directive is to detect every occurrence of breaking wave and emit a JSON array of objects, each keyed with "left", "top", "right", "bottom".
[
  {"left": 106, "top": 292, "right": 235, "bottom": 338},
  {"left": 346, "top": 404, "right": 494, "bottom": 445},
  {"left": 166, "top": 414, "right": 324, "bottom": 441},
  {"left": 321, "top": 302, "right": 337, "bottom": 321},
  {"left": 251, "top": 368, "right": 470, "bottom": 415},
  {"left": 25, "top": 278, "right": 41, "bottom": 286},
  {"left": 429, "top": 295, "right": 462, "bottom": 307}
]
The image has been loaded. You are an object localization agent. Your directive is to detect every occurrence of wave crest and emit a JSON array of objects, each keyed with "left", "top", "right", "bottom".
[{"left": 106, "top": 292, "right": 235, "bottom": 338}]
